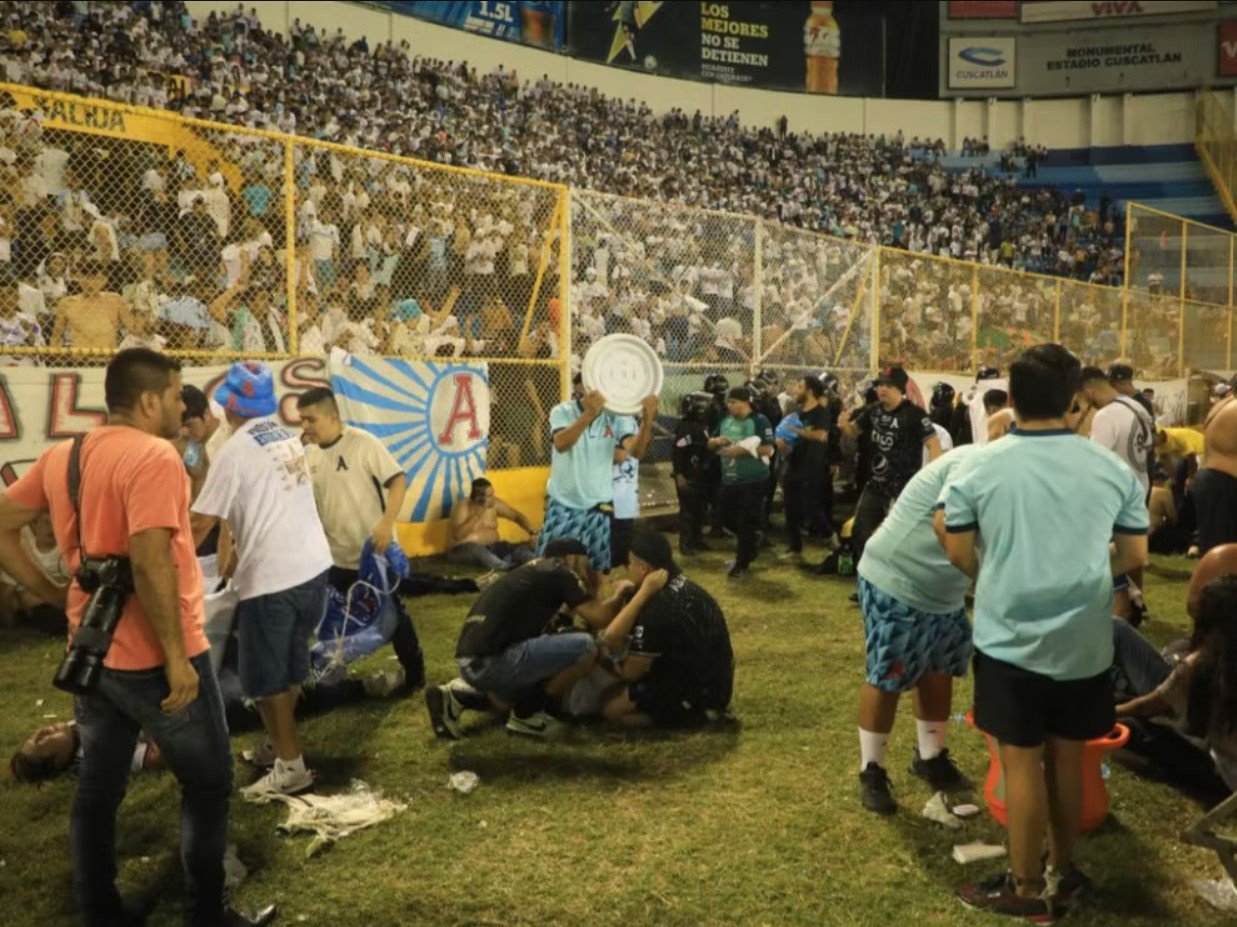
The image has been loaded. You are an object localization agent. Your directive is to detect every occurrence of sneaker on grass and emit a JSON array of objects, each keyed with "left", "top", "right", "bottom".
[
  {"left": 505, "top": 709, "right": 563, "bottom": 739},
  {"left": 240, "top": 759, "right": 314, "bottom": 801},
  {"left": 859, "top": 762, "right": 896, "bottom": 815},
  {"left": 1046, "top": 863, "right": 1092, "bottom": 906},
  {"left": 908, "top": 748, "right": 973, "bottom": 792},
  {"left": 957, "top": 872, "right": 1056, "bottom": 924},
  {"left": 425, "top": 684, "right": 464, "bottom": 740}
]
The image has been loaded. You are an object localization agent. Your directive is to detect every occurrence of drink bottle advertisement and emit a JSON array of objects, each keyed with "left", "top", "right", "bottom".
[{"left": 566, "top": 1, "right": 885, "bottom": 96}]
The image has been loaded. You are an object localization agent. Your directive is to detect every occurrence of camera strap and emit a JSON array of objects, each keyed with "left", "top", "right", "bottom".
[{"left": 67, "top": 433, "right": 89, "bottom": 560}]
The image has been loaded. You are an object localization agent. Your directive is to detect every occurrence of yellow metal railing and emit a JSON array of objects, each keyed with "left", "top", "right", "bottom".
[
  {"left": 2, "top": 80, "right": 1232, "bottom": 416},
  {"left": 1197, "top": 88, "right": 1237, "bottom": 225}
]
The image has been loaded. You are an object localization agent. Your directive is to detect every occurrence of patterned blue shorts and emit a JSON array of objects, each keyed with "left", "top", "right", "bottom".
[
  {"left": 536, "top": 497, "right": 612, "bottom": 572},
  {"left": 858, "top": 576, "right": 972, "bottom": 693}
]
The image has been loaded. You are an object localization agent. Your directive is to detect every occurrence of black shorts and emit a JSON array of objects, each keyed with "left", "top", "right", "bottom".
[{"left": 972, "top": 649, "right": 1115, "bottom": 748}]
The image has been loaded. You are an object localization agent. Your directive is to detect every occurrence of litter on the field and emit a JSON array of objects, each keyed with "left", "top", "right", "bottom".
[
  {"left": 922, "top": 792, "right": 963, "bottom": 829},
  {"left": 449, "top": 771, "right": 480, "bottom": 795},
  {"left": 952, "top": 841, "right": 1007, "bottom": 864},
  {"left": 952, "top": 803, "right": 981, "bottom": 818},
  {"left": 269, "top": 780, "right": 406, "bottom": 857},
  {"left": 1192, "top": 877, "right": 1237, "bottom": 912}
]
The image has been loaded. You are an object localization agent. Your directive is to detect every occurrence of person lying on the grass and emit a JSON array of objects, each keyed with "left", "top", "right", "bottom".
[
  {"left": 1110, "top": 543, "right": 1237, "bottom": 800},
  {"left": 8, "top": 632, "right": 405, "bottom": 783},
  {"left": 424, "top": 537, "right": 631, "bottom": 740},
  {"left": 588, "top": 530, "right": 734, "bottom": 729},
  {"left": 852, "top": 443, "right": 982, "bottom": 817}
]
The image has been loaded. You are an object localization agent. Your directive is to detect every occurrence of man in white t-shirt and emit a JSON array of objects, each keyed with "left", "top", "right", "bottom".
[
  {"left": 192, "top": 363, "right": 333, "bottom": 798},
  {"left": 297, "top": 387, "right": 425, "bottom": 690},
  {"left": 1081, "top": 366, "right": 1154, "bottom": 495}
]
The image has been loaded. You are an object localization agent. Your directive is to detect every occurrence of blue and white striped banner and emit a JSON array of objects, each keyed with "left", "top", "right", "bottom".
[{"left": 330, "top": 353, "right": 490, "bottom": 523}]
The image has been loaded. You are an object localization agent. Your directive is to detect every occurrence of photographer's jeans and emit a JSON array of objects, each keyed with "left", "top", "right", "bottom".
[{"left": 72, "top": 651, "right": 233, "bottom": 927}]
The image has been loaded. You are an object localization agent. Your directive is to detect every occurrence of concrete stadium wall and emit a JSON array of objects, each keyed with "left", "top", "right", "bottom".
[{"left": 187, "top": 0, "right": 1209, "bottom": 148}]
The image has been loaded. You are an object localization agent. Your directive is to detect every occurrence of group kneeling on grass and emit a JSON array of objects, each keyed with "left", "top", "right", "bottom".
[{"left": 425, "top": 530, "right": 735, "bottom": 739}]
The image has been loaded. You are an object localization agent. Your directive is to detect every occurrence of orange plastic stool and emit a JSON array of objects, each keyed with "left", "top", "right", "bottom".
[{"left": 966, "top": 712, "right": 1129, "bottom": 833}]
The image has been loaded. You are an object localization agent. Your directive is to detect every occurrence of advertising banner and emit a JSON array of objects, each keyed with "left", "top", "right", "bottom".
[
  {"left": 1221, "top": 19, "right": 1237, "bottom": 76},
  {"left": 0, "top": 354, "right": 491, "bottom": 525},
  {"left": 377, "top": 1, "right": 565, "bottom": 50},
  {"left": 947, "top": 36, "right": 1016, "bottom": 89},
  {"left": 1020, "top": 0, "right": 1216, "bottom": 24},
  {"left": 947, "top": 1, "right": 1017, "bottom": 18},
  {"left": 567, "top": 1, "right": 884, "bottom": 96},
  {"left": 1016, "top": 23, "right": 1200, "bottom": 94}
]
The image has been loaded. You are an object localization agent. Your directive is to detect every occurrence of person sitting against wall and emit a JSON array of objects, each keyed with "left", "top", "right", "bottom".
[
  {"left": 1109, "top": 543, "right": 1237, "bottom": 803},
  {"left": 448, "top": 477, "right": 539, "bottom": 573}
]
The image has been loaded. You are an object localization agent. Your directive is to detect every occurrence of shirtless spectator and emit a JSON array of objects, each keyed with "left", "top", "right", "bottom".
[
  {"left": 49, "top": 260, "right": 143, "bottom": 349},
  {"left": 448, "top": 477, "right": 538, "bottom": 572},
  {"left": 1191, "top": 393, "right": 1237, "bottom": 555},
  {"left": 984, "top": 389, "right": 1015, "bottom": 442}
]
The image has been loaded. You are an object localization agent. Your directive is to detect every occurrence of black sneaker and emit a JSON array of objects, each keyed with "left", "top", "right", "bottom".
[
  {"left": 859, "top": 762, "right": 896, "bottom": 815},
  {"left": 726, "top": 561, "right": 749, "bottom": 579},
  {"left": 848, "top": 592, "right": 860, "bottom": 604},
  {"left": 909, "top": 748, "right": 973, "bottom": 792},
  {"left": 957, "top": 872, "right": 1056, "bottom": 924},
  {"left": 1047, "top": 864, "right": 1092, "bottom": 906}
]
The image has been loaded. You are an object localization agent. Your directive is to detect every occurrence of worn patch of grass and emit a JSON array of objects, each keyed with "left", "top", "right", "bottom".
[{"left": 0, "top": 549, "right": 1229, "bottom": 926}]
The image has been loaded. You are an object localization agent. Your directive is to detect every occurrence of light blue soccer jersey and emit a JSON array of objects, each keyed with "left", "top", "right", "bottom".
[
  {"left": 546, "top": 401, "right": 635, "bottom": 510},
  {"left": 859, "top": 444, "right": 982, "bottom": 614},
  {"left": 942, "top": 429, "right": 1149, "bottom": 680}
]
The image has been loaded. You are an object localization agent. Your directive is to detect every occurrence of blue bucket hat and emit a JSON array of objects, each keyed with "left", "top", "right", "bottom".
[{"left": 215, "top": 362, "right": 277, "bottom": 419}]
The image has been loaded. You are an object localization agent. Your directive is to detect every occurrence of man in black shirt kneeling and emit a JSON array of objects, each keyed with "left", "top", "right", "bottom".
[
  {"left": 599, "top": 530, "right": 735, "bottom": 729},
  {"left": 425, "top": 538, "right": 631, "bottom": 740}
]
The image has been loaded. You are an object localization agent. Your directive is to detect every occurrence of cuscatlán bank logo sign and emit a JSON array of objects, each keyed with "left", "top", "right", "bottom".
[{"left": 948, "top": 37, "right": 1017, "bottom": 89}]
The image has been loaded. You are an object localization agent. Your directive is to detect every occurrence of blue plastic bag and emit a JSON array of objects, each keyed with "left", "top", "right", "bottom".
[{"left": 311, "top": 540, "right": 410, "bottom": 672}]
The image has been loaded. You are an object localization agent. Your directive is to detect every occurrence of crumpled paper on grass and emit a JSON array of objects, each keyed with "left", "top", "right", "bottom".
[
  {"left": 922, "top": 792, "right": 963, "bottom": 830},
  {"left": 1192, "top": 877, "right": 1237, "bottom": 912},
  {"left": 263, "top": 780, "right": 406, "bottom": 857}
]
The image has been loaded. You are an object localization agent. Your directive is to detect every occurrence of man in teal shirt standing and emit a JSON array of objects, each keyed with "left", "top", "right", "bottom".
[
  {"left": 538, "top": 377, "right": 654, "bottom": 572},
  {"left": 708, "top": 386, "right": 773, "bottom": 578},
  {"left": 939, "top": 344, "right": 1148, "bottom": 923},
  {"left": 854, "top": 444, "right": 980, "bottom": 815}
]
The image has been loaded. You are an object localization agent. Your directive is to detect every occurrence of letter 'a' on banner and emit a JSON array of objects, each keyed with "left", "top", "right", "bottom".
[{"left": 328, "top": 351, "right": 491, "bottom": 523}]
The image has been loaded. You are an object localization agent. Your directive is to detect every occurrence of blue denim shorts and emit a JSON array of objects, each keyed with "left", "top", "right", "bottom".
[
  {"left": 458, "top": 632, "right": 596, "bottom": 706},
  {"left": 237, "top": 571, "right": 329, "bottom": 699}
]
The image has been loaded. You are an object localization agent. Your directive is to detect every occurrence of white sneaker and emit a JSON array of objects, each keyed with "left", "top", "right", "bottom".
[
  {"left": 505, "top": 710, "right": 563, "bottom": 739},
  {"left": 241, "top": 759, "right": 315, "bottom": 801},
  {"left": 475, "top": 570, "right": 501, "bottom": 590},
  {"left": 362, "top": 666, "right": 407, "bottom": 698},
  {"left": 241, "top": 737, "right": 277, "bottom": 769}
]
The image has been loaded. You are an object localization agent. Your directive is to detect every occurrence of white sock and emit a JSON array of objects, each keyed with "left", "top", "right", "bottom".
[
  {"left": 278, "top": 754, "right": 306, "bottom": 775},
  {"left": 859, "top": 727, "right": 889, "bottom": 771},
  {"left": 916, "top": 719, "right": 946, "bottom": 761}
]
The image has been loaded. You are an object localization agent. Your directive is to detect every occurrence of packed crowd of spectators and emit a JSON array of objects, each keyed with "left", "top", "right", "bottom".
[{"left": 0, "top": 0, "right": 1127, "bottom": 332}]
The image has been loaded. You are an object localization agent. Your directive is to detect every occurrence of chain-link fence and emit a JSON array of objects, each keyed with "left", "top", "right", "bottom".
[
  {"left": 3, "top": 82, "right": 1235, "bottom": 498},
  {"left": 0, "top": 83, "right": 570, "bottom": 472}
]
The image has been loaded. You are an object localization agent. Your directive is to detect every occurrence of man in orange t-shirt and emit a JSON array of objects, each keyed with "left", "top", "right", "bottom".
[{"left": 0, "top": 348, "right": 276, "bottom": 927}]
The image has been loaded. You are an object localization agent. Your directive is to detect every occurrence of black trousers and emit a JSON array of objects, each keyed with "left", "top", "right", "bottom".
[
  {"left": 783, "top": 475, "right": 827, "bottom": 553},
  {"left": 676, "top": 481, "right": 708, "bottom": 545},
  {"left": 851, "top": 485, "right": 893, "bottom": 563},
  {"left": 719, "top": 480, "right": 766, "bottom": 569},
  {"left": 328, "top": 566, "right": 425, "bottom": 682}
]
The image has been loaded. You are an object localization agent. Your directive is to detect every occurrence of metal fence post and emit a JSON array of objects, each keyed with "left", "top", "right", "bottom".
[
  {"left": 752, "top": 219, "right": 763, "bottom": 376},
  {"left": 970, "top": 265, "right": 980, "bottom": 370},
  {"left": 284, "top": 137, "right": 297, "bottom": 355}
]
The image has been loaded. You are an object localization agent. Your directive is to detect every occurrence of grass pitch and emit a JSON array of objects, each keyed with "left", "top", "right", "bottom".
[{"left": 0, "top": 545, "right": 1229, "bottom": 926}]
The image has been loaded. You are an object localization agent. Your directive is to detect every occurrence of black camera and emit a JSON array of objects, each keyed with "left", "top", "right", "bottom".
[{"left": 53, "top": 557, "right": 134, "bottom": 695}]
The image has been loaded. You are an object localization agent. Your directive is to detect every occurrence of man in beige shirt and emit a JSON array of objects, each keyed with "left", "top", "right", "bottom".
[
  {"left": 448, "top": 478, "right": 537, "bottom": 572},
  {"left": 298, "top": 386, "right": 424, "bottom": 690},
  {"left": 50, "top": 260, "right": 144, "bottom": 349}
]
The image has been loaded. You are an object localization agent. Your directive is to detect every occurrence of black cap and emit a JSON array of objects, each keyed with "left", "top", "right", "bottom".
[
  {"left": 727, "top": 386, "right": 753, "bottom": 404},
  {"left": 543, "top": 537, "right": 589, "bottom": 559},
  {"left": 875, "top": 364, "right": 909, "bottom": 392},
  {"left": 628, "top": 529, "right": 678, "bottom": 574},
  {"left": 1107, "top": 363, "right": 1135, "bottom": 383}
]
